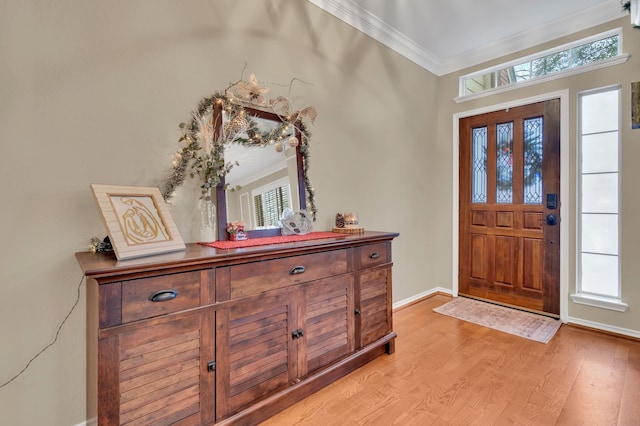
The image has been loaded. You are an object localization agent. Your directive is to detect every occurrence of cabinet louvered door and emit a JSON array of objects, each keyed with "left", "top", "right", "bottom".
[
  {"left": 356, "top": 266, "right": 392, "bottom": 348},
  {"left": 99, "top": 309, "right": 214, "bottom": 426},
  {"left": 215, "top": 292, "right": 296, "bottom": 420},
  {"left": 298, "top": 275, "right": 355, "bottom": 377}
]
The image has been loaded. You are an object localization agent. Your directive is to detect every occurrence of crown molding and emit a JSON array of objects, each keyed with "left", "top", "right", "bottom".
[
  {"left": 306, "top": 0, "right": 442, "bottom": 73},
  {"left": 308, "top": 0, "right": 627, "bottom": 76}
]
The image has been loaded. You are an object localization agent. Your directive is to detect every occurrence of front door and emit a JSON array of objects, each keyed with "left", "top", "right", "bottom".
[{"left": 459, "top": 100, "right": 560, "bottom": 315}]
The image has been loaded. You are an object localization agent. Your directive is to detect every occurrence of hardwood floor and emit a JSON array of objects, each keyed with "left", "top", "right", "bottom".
[{"left": 260, "top": 295, "right": 640, "bottom": 425}]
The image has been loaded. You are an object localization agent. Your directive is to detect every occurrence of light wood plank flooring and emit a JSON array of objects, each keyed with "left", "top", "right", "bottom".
[{"left": 261, "top": 295, "right": 640, "bottom": 425}]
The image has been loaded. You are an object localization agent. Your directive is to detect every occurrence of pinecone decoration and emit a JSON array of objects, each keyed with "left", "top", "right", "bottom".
[{"left": 335, "top": 213, "right": 345, "bottom": 228}]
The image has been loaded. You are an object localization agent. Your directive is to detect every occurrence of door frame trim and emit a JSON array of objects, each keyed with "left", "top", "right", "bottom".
[{"left": 452, "top": 90, "right": 569, "bottom": 322}]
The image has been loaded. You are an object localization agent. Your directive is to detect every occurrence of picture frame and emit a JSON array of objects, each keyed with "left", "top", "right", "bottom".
[{"left": 90, "top": 184, "right": 186, "bottom": 260}]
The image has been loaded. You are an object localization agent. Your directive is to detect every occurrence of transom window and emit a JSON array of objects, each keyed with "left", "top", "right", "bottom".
[{"left": 459, "top": 29, "right": 626, "bottom": 99}]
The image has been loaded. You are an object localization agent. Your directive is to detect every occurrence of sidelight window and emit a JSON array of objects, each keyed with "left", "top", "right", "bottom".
[{"left": 572, "top": 85, "right": 627, "bottom": 311}]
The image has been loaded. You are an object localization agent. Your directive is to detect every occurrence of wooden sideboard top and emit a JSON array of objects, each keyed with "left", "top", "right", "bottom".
[{"left": 76, "top": 230, "right": 399, "bottom": 281}]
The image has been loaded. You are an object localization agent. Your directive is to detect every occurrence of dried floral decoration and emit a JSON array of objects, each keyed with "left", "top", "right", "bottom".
[{"left": 161, "top": 72, "right": 317, "bottom": 220}]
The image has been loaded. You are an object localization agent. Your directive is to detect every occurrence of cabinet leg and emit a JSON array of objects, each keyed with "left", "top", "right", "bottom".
[{"left": 385, "top": 339, "right": 395, "bottom": 354}]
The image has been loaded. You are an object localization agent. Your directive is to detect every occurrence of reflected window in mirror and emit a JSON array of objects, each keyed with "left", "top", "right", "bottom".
[{"left": 252, "top": 177, "right": 291, "bottom": 229}]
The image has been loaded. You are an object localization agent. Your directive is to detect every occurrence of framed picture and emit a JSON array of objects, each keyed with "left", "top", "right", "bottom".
[{"left": 90, "top": 184, "right": 186, "bottom": 260}]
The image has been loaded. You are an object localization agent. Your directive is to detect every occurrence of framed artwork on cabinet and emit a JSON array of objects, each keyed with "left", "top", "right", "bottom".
[{"left": 90, "top": 184, "right": 185, "bottom": 260}]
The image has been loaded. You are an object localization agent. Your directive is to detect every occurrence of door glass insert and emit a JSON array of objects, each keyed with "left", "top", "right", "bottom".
[
  {"left": 524, "top": 117, "right": 543, "bottom": 204},
  {"left": 496, "top": 122, "right": 513, "bottom": 203},
  {"left": 472, "top": 127, "right": 487, "bottom": 203}
]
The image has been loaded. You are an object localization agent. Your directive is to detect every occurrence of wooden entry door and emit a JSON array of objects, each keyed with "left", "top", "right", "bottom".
[{"left": 459, "top": 100, "right": 560, "bottom": 315}]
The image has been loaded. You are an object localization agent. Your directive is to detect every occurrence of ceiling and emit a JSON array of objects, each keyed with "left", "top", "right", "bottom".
[{"left": 308, "top": 0, "right": 627, "bottom": 75}]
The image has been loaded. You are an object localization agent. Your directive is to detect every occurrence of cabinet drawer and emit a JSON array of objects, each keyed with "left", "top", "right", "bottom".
[
  {"left": 121, "top": 271, "right": 201, "bottom": 323},
  {"left": 357, "top": 242, "right": 389, "bottom": 269},
  {"left": 229, "top": 249, "right": 348, "bottom": 298}
]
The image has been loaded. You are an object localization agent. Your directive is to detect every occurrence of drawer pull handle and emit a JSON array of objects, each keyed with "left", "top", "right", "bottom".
[
  {"left": 289, "top": 266, "right": 306, "bottom": 275},
  {"left": 369, "top": 252, "right": 380, "bottom": 259},
  {"left": 148, "top": 289, "right": 178, "bottom": 302}
]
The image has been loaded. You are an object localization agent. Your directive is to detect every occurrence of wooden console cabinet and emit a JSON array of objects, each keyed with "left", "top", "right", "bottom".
[{"left": 76, "top": 231, "right": 398, "bottom": 425}]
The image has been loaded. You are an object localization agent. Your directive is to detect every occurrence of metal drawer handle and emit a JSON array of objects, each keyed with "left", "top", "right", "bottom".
[
  {"left": 289, "top": 265, "right": 306, "bottom": 275},
  {"left": 148, "top": 289, "right": 178, "bottom": 302},
  {"left": 369, "top": 252, "right": 380, "bottom": 259}
]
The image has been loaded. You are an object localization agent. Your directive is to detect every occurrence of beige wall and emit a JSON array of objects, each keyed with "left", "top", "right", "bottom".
[
  {"left": 2, "top": 1, "right": 637, "bottom": 424},
  {"left": 0, "top": 1, "right": 437, "bottom": 424},
  {"left": 435, "top": 19, "right": 640, "bottom": 332}
]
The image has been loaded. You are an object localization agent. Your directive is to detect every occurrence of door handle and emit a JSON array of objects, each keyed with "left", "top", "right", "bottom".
[{"left": 546, "top": 214, "right": 558, "bottom": 226}]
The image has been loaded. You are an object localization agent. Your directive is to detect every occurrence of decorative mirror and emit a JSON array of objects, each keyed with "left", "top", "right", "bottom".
[
  {"left": 215, "top": 106, "right": 307, "bottom": 240},
  {"left": 161, "top": 74, "right": 317, "bottom": 241}
]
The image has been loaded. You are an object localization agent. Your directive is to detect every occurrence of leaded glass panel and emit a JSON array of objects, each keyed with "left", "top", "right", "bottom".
[
  {"left": 471, "top": 127, "right": 487, "bottom": 203},
  {"left": 496, "top": 122, "right": 513, "bottom": 203},
  {"left": 524, "top": 117, "right": 543, "bottom": 204}
]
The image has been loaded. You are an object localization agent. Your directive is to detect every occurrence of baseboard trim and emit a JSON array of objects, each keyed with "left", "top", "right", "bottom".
[
  {"left": 393, "top": 287, "right": 452, "bottom": 311},
  {"left": 566, "top": 316, "right": 640, "bottom": 342}
]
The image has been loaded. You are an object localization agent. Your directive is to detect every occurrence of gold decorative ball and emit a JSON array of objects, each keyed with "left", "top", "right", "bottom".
[{"left": 225, "top": 116, "right": 249, "bottom": 134}]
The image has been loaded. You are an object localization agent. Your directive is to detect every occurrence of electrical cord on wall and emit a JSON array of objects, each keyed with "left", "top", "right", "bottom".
[{"left": 0, "top": 274, "right": 84, "bottom": 388}]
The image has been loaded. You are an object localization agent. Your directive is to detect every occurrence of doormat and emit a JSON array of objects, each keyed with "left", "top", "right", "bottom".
[{"left": 433, "top": 297, "right": 561, "bottom": 344}]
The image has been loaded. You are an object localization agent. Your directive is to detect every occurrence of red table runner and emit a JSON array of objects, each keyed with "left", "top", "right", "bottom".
[{"left": 199, "top": 232, "right": 344, "bottom": 250}]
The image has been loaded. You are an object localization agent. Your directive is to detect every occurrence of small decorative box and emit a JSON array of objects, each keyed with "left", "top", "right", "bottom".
[{"left": 227, "top": 222, "right": 248, "bottom": 241}]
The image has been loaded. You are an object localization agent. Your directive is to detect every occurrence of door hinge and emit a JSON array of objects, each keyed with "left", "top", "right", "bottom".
[
  {"left": 207, "top": 361, "right": 216, "bottom": 372},
  {"left": 292, "top": 329, "right": 304, "bottom": 339}
]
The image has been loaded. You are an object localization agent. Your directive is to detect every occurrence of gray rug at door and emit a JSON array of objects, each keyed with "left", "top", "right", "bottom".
[{"left": 433, "top": 297, "right": 561, "bottom": 344}]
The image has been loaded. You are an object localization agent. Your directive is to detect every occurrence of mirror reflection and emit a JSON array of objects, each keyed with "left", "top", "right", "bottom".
[
  {"left": 224, "top": 140, "right": 300, "bottom": 231},
  {"left": 216, "top": 108, "right": 307, "bottom": 239}
]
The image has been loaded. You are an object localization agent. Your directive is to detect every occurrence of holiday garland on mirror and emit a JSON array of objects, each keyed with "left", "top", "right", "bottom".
[{"left": 160, "top": 73, "right": 318, "bottom": 220}]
